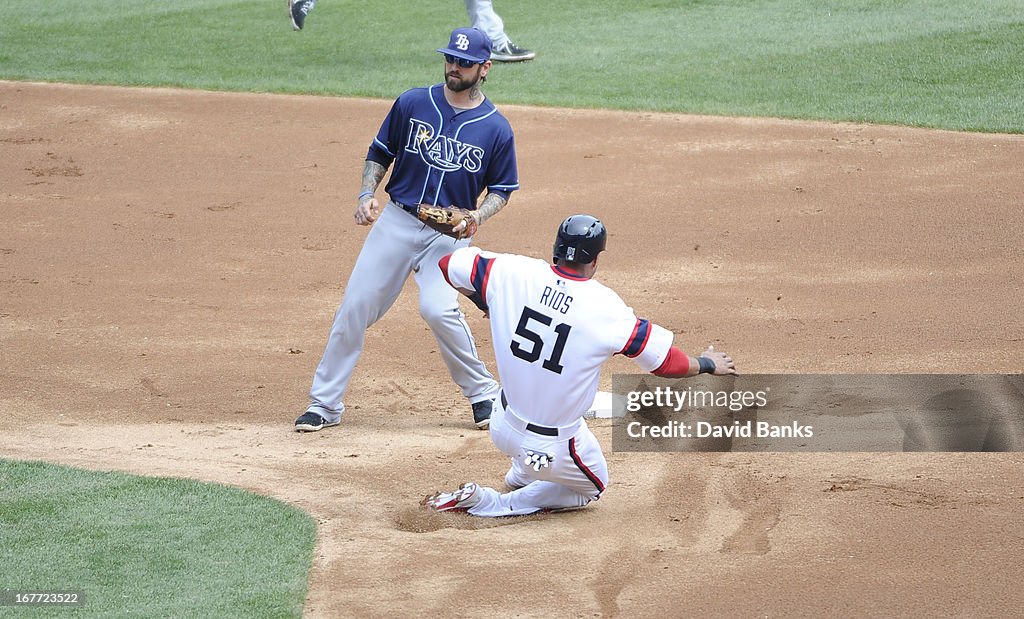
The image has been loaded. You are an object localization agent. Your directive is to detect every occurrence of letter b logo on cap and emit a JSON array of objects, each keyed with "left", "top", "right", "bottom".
[{"left": 455, "top": 33, "right": 470, "bottom": 50}]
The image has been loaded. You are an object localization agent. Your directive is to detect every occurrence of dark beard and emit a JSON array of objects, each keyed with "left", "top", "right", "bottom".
[{"left": 445, "top": 71, "right": 479, "bottom": 93}]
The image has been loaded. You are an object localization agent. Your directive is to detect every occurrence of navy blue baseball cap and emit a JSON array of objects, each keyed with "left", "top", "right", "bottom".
[{"left": 436, "top": 27, "right": 492, "bottom": 63}]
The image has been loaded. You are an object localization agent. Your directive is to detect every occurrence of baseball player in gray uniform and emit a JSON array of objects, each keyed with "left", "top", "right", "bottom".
[
  {"left": 289, "top": 1, "right": 535, "bottom": 61},
  {"left": 424, "top": 215, "right": 737, "bottom": 515},
  {"left": 294, "top": 27, "right": 519, "bottom": 432}
]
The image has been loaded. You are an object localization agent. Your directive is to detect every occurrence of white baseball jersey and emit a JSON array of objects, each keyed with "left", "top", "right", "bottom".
[{"left": 444, "top": 247, "right": 675, "bottom": 428}]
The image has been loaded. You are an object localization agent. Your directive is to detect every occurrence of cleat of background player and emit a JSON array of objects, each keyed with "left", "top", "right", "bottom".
[
  {"left": 289, "top": 0, "right": 315, "bottom": 30},
  {"left": 491, "top": 40, "right": 535, "bottom": 62}
]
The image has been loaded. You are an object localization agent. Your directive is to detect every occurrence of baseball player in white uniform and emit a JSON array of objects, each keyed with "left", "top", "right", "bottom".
[{"left": 423, "top": 215, "right": 737, "bottom": 516}]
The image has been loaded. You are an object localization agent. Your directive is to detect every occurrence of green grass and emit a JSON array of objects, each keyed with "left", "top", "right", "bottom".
[
  {"left": 0, "top": 460, "right": 315, "bottom": 618},
  {"left": 0, "top": 0, "right": 1021, "bottom": 131}
]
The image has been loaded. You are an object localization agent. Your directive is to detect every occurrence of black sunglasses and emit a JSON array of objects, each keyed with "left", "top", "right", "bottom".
[{"left": 444, "top": 54, "right": 482, "bottom": 68}]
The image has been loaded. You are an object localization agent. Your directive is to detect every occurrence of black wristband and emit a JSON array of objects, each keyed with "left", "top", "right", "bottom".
[{"left": 697, "top": 356, "right": 716, "bottom": 374}]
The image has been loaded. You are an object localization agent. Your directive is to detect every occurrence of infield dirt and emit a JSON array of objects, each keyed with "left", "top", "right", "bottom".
[{"left": 2, "top": 81, "right": 1023, "bottom": 617}]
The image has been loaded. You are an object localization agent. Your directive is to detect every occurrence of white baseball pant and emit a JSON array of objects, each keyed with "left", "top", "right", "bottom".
[{"left": 467, "top": 394, "right": 609, "bottom": 517}]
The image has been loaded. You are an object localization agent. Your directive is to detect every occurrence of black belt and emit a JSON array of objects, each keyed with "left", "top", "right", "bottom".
[
  {"left": 396, "top": 201, "right": 418, "bottom": 216},
  {"left": 500, "top": 391, "right": 558, "bottom": 437}
]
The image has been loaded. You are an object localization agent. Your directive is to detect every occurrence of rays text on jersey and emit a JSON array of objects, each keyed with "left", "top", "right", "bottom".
[{"left": 406, "top": 119, "right": 484, "bottom": 173}]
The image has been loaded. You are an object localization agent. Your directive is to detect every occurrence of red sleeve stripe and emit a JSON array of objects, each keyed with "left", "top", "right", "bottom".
[
  {"left": 620, "top": 319, "right": 652, "bottom": 358},
  {"left": 470, "top": 255, "right": 495, "bottom": 298},
  {"left": 468, "top": 255, "right": 495, "bottom": 312},
  {"left": 438, "top": 253, "right": 454, "bottom": 288}
]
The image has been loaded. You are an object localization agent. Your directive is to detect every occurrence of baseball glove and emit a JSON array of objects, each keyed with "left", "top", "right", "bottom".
[{"left": 415, "top": 205, "right": 478, "bottom": 239}]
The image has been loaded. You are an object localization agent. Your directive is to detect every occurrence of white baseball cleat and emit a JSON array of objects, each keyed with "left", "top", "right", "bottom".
[{"left": 421, "top": 482, "right": 481, "bottom": 512}]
